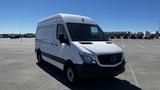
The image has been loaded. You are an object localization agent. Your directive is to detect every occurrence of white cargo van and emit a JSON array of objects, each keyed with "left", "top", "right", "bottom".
[{"left": 35, "top": 13, "right": 125, "bottom": 84}]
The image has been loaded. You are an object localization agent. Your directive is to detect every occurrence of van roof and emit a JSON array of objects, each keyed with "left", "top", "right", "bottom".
[{"left": 39, "top": 13, "right": 96, "bottom": 24}]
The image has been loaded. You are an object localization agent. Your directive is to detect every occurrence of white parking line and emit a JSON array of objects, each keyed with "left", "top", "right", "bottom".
[
  {"left": 128, "top": 62, "right": 140, "bottom": 87},
  {"left": 137, "top": 44, "right": 145, "bottom": 48},
  {"left": 125, "top": 56, "right": 140, "bottom": 87},
  {"left": 121, "top": 39, "right": 140, "bottom": 87},
  {"left": 121, "top": 38, "right": 125, "bottom": 48}
]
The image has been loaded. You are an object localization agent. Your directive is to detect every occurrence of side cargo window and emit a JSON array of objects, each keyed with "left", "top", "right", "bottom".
[{"left": 56, "top": 24, "right": 68, "bottom": 40}]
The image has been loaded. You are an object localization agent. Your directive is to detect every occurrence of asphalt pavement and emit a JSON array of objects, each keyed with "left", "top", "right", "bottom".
[{"left": 0, "top": 38, "right": 160, "bottom": 90}]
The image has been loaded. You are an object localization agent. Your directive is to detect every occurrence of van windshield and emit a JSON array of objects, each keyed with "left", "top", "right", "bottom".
[{"left": 67, "top": 23, "right": 109, "bottom": 41}]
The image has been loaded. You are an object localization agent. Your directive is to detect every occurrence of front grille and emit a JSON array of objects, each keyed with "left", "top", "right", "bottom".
[{"left": 98, "top": 53, "right": 122, "bottom": 65}]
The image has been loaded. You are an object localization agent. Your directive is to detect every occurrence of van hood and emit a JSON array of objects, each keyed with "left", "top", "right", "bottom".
[{"left": 72, "top": 41, "right": 123, "bottom": 55}]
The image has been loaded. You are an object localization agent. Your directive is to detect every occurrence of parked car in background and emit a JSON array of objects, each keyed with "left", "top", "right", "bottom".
[{"left": 10, "top": 34, "right": 21, "bottom": 39}]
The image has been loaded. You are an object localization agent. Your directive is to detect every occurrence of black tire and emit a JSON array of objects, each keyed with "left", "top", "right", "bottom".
[
  {"left": 37, "top": 51, "right": 43, "bottom": 64},
  {"left": 65, "top": 64, "right": 79, "bottom": 86}
]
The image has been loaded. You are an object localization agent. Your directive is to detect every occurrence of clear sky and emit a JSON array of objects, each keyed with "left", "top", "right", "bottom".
[{"left": 0, "top": 0, "right": 160, "bottom": 33}]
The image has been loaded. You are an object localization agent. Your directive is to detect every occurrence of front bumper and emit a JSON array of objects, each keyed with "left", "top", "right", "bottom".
[{"left": 75, "top": 60, "right": 126, "bottom": 77}]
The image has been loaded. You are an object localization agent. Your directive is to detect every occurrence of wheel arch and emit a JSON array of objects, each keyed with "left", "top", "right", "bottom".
[{"left": 63, "top": 59, "right": 74, "bottom": 71}]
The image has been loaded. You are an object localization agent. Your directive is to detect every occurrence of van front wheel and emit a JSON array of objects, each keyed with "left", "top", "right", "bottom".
[{"left": 65, "top": 65, "right": 79, "bottom": 85}]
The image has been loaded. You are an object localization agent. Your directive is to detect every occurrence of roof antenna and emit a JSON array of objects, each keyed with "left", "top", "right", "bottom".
[{"left": 82, "top": 18, "right": 85, "bottom": 23}]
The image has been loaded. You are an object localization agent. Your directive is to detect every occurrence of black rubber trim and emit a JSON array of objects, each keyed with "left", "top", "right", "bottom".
[
  {"left": 75, "top": 60, "right": 126, "bottom": 77},
  {"left": 41, "top": 51, "right": 65, "bottom": 64},
  {"left": 79, "top": 42, "right": 93, "bottom": 44}
]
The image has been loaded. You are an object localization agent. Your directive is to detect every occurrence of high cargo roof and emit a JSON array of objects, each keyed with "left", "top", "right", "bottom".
[{"left": 39, "top": 13, "right": 96, "bottom": 24}]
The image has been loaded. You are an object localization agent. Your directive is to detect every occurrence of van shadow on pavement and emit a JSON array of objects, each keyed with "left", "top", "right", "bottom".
[{"left": 37, "top": 61, "right": 142, "bottom": 90}]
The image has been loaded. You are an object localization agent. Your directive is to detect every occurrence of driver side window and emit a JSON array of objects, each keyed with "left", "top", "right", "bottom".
[{"left": 56, "top": 24, "right": 68, "bottom": 40}]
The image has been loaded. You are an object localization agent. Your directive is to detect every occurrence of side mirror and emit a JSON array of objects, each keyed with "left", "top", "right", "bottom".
[
  {"left": 59, "top": 34, "right": 69, "bottom": 45},
  {"left": 59, "top": 34, "right": 65, "bottom": 43}
]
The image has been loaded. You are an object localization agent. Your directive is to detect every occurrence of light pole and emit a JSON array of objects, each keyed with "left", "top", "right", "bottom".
[{"left": 20, "top": 33, "right": 22, "bottom": 42}]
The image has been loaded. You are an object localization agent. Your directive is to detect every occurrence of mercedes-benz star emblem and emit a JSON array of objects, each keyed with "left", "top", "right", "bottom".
[{"left": 111, "top": 55, "right": 118, "bottom": 63}]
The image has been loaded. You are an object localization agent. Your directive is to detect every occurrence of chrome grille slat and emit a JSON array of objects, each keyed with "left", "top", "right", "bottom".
[{"left": 98, "top": 53, "right": 122, "bottom": 65}]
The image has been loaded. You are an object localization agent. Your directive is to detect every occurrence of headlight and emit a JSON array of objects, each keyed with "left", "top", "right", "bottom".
[{"left": 79, "top": 52, "right": 96, "bottom": 64}]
